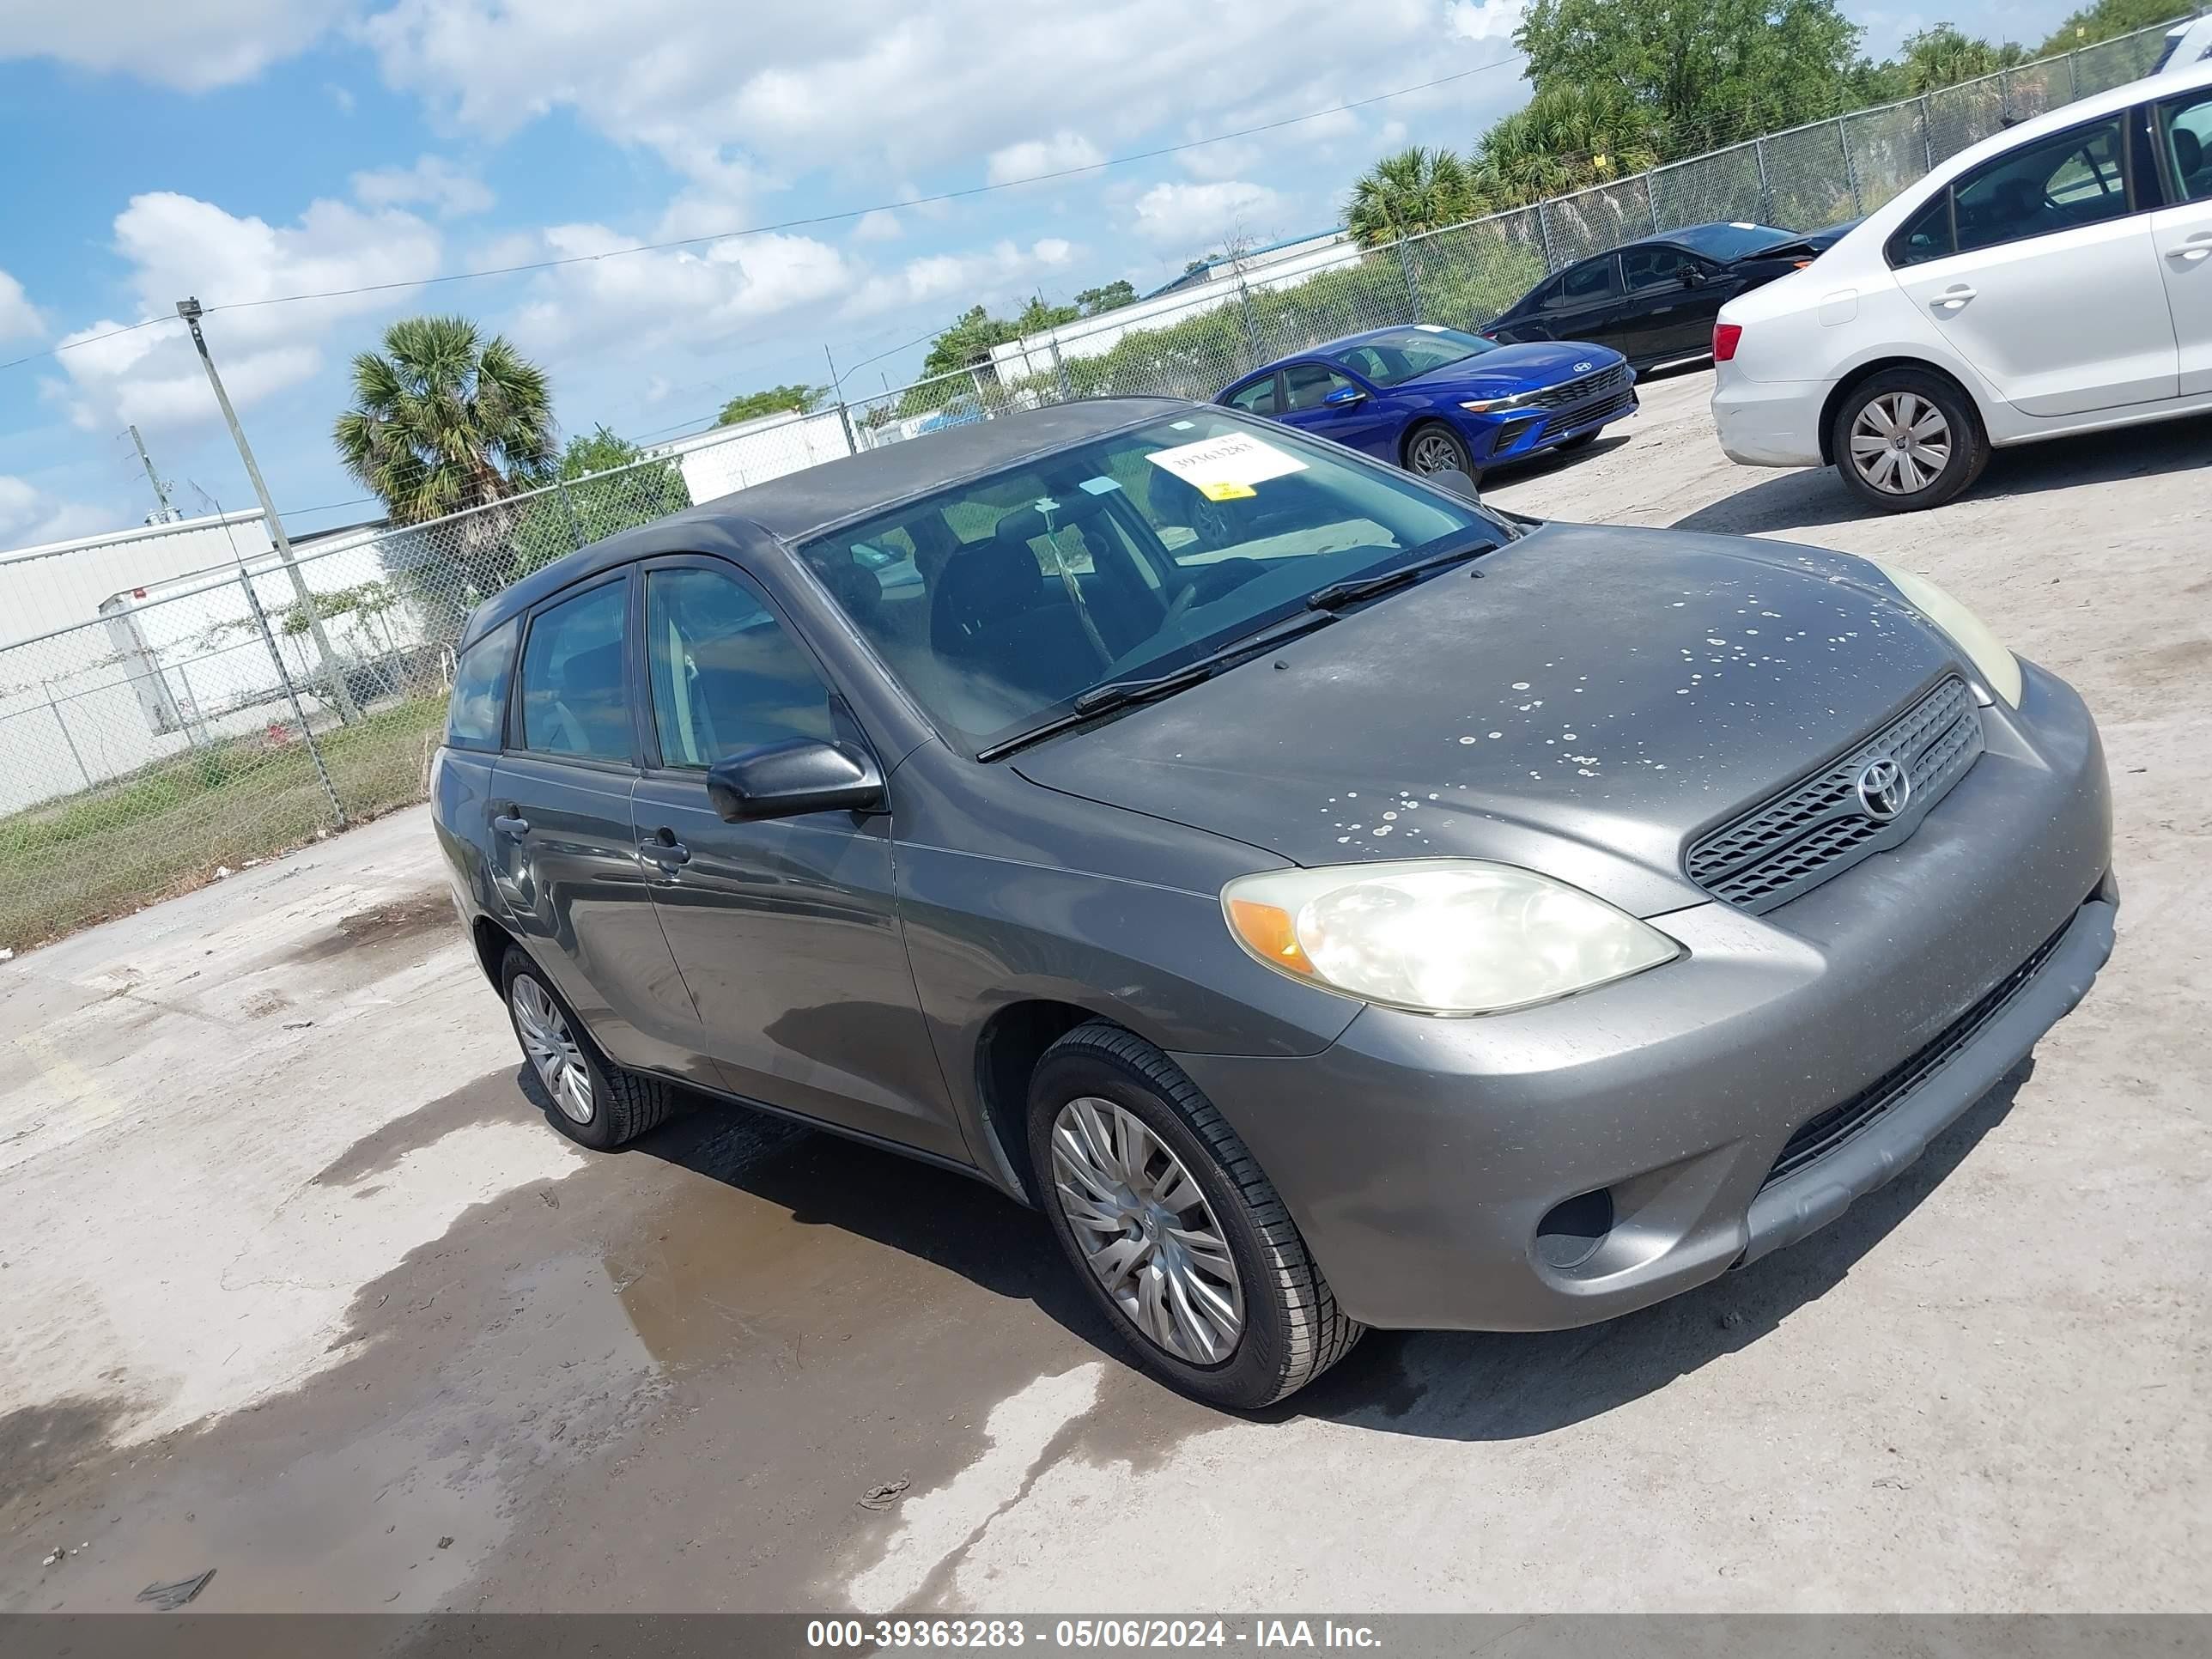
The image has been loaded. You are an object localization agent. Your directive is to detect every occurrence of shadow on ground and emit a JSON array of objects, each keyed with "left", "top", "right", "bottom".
[{"left": 1673, "top": 414, "right": 2212, "bottom": 538}]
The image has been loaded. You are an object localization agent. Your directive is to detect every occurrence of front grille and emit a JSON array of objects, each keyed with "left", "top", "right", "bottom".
[
  {"left": 1520, "top": 362, "right": 1632, "bottom": 411},
  {"left": 1552, "top": 386, "right": 1635, "bottom": 431},
  {"left": 1762, "top": 911, "right": 2076, "bottom": 1188},
  {"left": 1686, "top": 676, "right": 1983, "bottom": 912}
]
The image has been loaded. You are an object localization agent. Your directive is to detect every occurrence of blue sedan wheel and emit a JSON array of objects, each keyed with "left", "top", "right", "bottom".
[{"left": 1406, "top": 422, "right": 1473, "bottom": 477}]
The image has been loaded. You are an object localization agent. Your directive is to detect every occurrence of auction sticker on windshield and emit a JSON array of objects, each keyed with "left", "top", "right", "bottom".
[{"left": 1146, "top": 431, "right": 1307, "bottom": 501}]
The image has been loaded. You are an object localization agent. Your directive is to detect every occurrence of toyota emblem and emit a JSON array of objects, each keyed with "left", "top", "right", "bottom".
[{"left": 1856, "top": 757, "right": 1911, "bottom": 821}]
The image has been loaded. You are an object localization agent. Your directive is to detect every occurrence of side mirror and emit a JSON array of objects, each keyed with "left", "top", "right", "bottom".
[
  {"left": 1323, "top": 386, "right": 1367, "bottom": 407},
  {"left": 1681, "top": 267, "right": 1707, "bottom": 288},
  {"left": 706, "top": 738, "right": 885, "bottom": 823},
  {"left": 1426, "top": 466, "right": 1483, "bottom": 502}
]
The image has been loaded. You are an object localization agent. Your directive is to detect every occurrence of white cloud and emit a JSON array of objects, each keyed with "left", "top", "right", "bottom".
[
  {"left": 851, "top": 209, "right": 902, "bottom": 243},
  {"left": 50, "top": 191, "right": 441, "bottom": 434},
  {"left": 0, "top": 0, "right": 349, "bottom": 91},
  {"left": 0, "top": 476, "right": 109, "bottom": 549},
  {"left": 985, "top": 132, "right": 1106, "bottom": 187},
  {"left": 351, "top": 155, "right": 495, "bottom": 219},
  {"left": 507, "top": 228, "right": 853, "bottom": 357},
  {"left": 1130, "top": 180, "right": 1285, "bottom": 247},
  {"left": 1447, "top": 0, "right": 1522, "bottom": 41},
  {"left": 0, "top": 269, "right": 42, "bottom": 343},
  {"left": 1179, "top": 139, "right": 1264, "bottom": 182},
  {"left": 844, "top": 240, "right": 1086, "bottom": 318}
]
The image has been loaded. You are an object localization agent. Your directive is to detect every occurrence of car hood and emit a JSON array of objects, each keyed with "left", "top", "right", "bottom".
[
  {"left": 1414, "top": 340, "right": 1624, "bottom": 396},
  {"left": 1013, "top": 522, "right": 1961, "bottom": 916}
]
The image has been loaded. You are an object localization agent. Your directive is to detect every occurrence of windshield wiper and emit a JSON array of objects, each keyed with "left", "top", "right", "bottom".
[
  {"left": 1305, "top": 542, "right": 1491, "bottom": 611},
  {"left": 976, "top": 610, "right": 1337, "bottom": 762}
]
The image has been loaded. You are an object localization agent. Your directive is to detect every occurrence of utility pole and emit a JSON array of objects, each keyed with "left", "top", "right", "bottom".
[
  {"left": 127, "top": 425, "right": 180, "bottom": 524},
  {"left": 175, "top": 296, "right": 359, "bottom": 723},
  {"left": 824, "top": 343, "right": 858, "bottom": 456}
]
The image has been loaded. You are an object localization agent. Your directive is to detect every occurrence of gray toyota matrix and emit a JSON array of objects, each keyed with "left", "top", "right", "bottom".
[{"left": 432, "top": 398, "right": 2114, "bottom": 1409}]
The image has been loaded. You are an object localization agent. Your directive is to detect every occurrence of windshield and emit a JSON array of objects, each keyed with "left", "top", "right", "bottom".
[
  {"left": 799, "top": 410, "right": 1504, "bottom": 754},
  {"left": 1668, "top": 222, "right": 1797, "bottom": 260},
  {"left": 1326, "top": 326, "right": 1498, "bottom": 388}
]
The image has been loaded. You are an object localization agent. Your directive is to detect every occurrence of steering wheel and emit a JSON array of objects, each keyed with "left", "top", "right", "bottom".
[{"left": 1161, "top": 558, "right": 1263, "bottom": 630}]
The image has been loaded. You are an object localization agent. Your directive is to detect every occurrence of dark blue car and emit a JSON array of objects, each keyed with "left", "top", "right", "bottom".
[{"left": 1215, "top": 325, "right": 1636, "bottom": 478}]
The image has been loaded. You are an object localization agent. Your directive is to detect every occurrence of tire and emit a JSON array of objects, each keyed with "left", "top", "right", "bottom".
[
  {"left": 1551, "top": 429, "right": 1600, "bottom": 453},
  {"left": 1027, "top": 1021, "right": 1363, "bottom": 1409},
  {"left": 1402, "top": 420, "right": 1475, "bottom": 480},
  {"left": 1830, "top": 368, "right": 1989, "bottom": 513},
  {"left": 501, "top": 945, "right": 674, "bottom": 1151}
]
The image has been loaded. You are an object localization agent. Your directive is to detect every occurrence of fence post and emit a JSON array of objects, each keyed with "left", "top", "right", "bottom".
[
  {"left": 2066, "top": 48, "right": 2078, "bottom": 100},
  {"left": 240, "top": 568, "right": 348, "bottom": 831},
  {"left": 1646, "top": 176, "right": 1661, "bottom": 234},
  {"left": 1233, "top": 268, "right": 1264, "bottom": 359},
  {"left": 1838, "top": 117, "right": 1863, "bottom": 216},
  {"left": 1396, "top": 236, "right": 1422, "bottom": 321},
  {"left": 1919, "top": 94, "right": 1936, "bottom": 171},
  {"left": 553, "top": 477, "right": 586, "bottom": 550},
  {"left": 1534, "top": 199, "right": 1557, "bottom": 271},
  {"left": 1048, "top": 333, "right": 1073, "bottom": 403},
  {"left": 833, "top": 400, "right": 860, "bottom": 458},
  {"left": 40, "top": 681, "right": 92, "bottom": 790},
  {"left": 1754, "top": 138, "right": 1775, "bottom": 225}
]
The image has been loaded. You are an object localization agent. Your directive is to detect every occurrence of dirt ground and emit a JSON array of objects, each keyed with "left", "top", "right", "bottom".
[{"left": 3, "top": 368, "right": 2206, "bottom": 1614}]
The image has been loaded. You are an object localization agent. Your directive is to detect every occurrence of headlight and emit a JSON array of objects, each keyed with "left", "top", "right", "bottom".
[
  {"left": 1222, "top": 860, "right": 1680, "bottom": 1016},
  {"left": 1862, "top": 556, "right": 2021, "bottom": 708},
  {"left": 1459, "top": 396, "right": 1521, "bottom": 413}
]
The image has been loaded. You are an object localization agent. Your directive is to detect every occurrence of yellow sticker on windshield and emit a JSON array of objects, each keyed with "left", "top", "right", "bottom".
[{"left": 1197, "top": 480, "right": 1256, "bottom": 501}]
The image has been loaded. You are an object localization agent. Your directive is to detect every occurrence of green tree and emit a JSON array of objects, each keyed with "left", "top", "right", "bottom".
[
  {"left": 510, "top": 425, "right": 693, "bottom": 575},
  {"left": 1346, "top": 146, "right": 1478, "bottom": 247},
  {"left": 1515, "top": 0, "right": 1868, "bottom": 159},
  {"left": 1464, "top": 82, "right": 1664, "bottom": 211},
  {"left": 715, "top": 383, "right": 827, "bottom": 425},
  {"left": 1014, "top": 294, "right": 1081, "bottom": 333},
  {"left": 2041, "top": 0, "right": 2181, "bottom": 52},
  {"left": 1075, "top": 279, "right": 1139, "bottom": 314},
  {"left": 1893, "top": 22, "right": 2029, "bottom": 93},
  {"left": 332, "top": 314, "right": 556, "bottom": 524}
]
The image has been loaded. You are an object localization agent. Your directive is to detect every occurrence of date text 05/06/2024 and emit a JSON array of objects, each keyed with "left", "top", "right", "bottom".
[{"left": 805, "top": 1620, "right": 1384, "bottom": 1650}]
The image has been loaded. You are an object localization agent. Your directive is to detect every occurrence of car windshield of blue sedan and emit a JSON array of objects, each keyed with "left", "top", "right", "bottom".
[
  {"left": 1326, "top": 326, "right": 1498, "bottom": 388},
  {"left": 799, "top": 410, "right": 1504, "bottom": 754}
]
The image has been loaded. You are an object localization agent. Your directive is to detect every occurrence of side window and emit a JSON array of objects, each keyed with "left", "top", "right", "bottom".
[
  {"left": 2160, "top": 91, "right": 2212, "bottom": 204},
  {"left": 446, "top": 618, "right": 517, "bottom": 750},
  {"left": 518, "top": 580, "right": 631, "bottom": 762},
  {"left": 1954, "top": 118, "right": 2129, "bottom": 254},
  {"left": 1621, "top": 245, "right": 1697, "bottom": 292},
  {"left": 1889, "top": 193, "right": 1956, "bottom": 267},
  {"left": 1225, "top": 375, "right": 1280, "bottom": 416},
  {"left": 1547, "top": 258, "right": 1618, "bottom": 307},
  {"left": 1281, "top": 363, "right": 1359, "bottom": 411},
  {"left": 645, "top": 567, "right": 835, "bottom": 769}
]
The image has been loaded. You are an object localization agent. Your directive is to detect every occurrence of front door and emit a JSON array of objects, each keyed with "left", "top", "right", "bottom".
[
  {"left": 1275, "top": 361, "right": 1394, "bottom": 459},
  {"left": 495, "top": 570, "right": 703, "bottom": 1079},
  {"left": 1893, "top": 113, "right": 2179, "bottom": 416},
  {"left": 628, "top": 557, "right": 967, "bottom": 1162},
  {"left": 1617, "top": 244, "right": 1722, "bottom": 362},
  {"left": 2153, "top": 85, "right": 2212, "bottom": 396}
]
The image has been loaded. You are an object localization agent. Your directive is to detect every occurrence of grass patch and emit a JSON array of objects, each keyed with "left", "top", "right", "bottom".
[{"left": 0, "top": 697, "right": 446, "bottom": 951}]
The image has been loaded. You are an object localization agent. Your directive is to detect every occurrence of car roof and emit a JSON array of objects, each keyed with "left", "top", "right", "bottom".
[
  {"left": 460, "top": 396, "right": 1190, "bottom": 647},
  {"left": 1244, "top": 325, "right": 1486, "bottom": 375}
]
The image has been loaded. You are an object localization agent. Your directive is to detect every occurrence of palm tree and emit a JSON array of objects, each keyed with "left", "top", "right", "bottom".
[
  {"left": 333, "top": 315, "right": 556, "bottom": 525},
  {"left": 1345, "top": 146, "right": 1478, "bottom": 248},
  {"left": 1466, "top": 82, "right": 1663, "bottom": 213}
]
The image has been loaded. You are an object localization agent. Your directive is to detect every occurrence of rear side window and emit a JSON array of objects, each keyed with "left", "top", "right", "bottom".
[
  {"left": 1547, "top": 258, "right": 1618, "bottom": 306},
  {"left": 1889, "top": 194, "right": 1956, "bottom": 267},
  {"left": 446, "top": 618, "right": 517, "bottom": 750},
  {"left": 1225, "top": 375, "right": 1279, "bottom": 416},
  {"left": 1953, "top": 118, "right": 2130, "bottom": 254},
  {"left": 519, "top": 579, "right": 633, "bottom": 762}
]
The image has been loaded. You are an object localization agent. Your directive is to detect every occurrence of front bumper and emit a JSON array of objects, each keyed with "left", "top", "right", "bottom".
[
  {"left": 1712, "top": 372, "right": 1827, "bottom": 467},
  {"left": 1175, "top": 661, "right": 2114, "bottom": 1331},
  {"left": 1478, "top": 386, "right": 1639, "bottom": 465}
]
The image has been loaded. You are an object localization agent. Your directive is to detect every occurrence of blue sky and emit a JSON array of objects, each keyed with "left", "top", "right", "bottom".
[{"left": 0, "top": 0, "right": 2081, "bottom": 549}]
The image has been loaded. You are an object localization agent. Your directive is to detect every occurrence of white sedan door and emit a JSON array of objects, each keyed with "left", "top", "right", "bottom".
[
  {"left": 2153, "top": 86, "right": 2212, "bottom": 396},
  {"left": 1893, "top": 113, "right": 2179, "bottom": 417}
]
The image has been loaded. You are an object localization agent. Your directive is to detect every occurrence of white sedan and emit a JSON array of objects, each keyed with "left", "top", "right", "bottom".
[{"left": 1711, "top": 57, "right": 2212, "bottom": 511}]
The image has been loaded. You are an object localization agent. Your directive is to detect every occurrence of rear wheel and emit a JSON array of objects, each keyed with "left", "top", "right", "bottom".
[
  {"left": 501, "top": 946, "right": 673, "bottom": 1150},
  {"left": 1403, "top": 421, "right": 1474, "bottom": 479},
  {"left": 1831, "top": 368, "right": 1988, "bottom": 512},
  {"left": 1027, "top": 1022, "right": 1362, "bottom": 1409}
]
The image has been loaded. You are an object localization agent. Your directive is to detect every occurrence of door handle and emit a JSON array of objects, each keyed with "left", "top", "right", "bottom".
[
  {"left": 1931, "top": 285, "right": 1976, "bottom": 311},
  {"left": 639, "top": 831, "right": 690, "bottom": 867},
  {"left": 2168, "top": 243, "right": 2211, "bottom": 263},
  {"left": 492, "top": 811, "right": 530, "bottom": 841}
]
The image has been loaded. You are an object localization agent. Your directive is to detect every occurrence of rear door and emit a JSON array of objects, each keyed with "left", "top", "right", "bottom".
[
  {"left": 1533, "top": 253, "right": 1626, "bottom": 353},
  {"left": 1275, "top": 361, "right": 1395, "bottom": 458},
  {"left": 1891, "top": 112, "right": 2179, "bottom": 416},
  {"left": 627, "top": 556, "right": 967, "bottom": 1161},
  {"left": 2151, "top": 85, "right": 2212, "bottom": 395},
  {"left": 492, "top": 569, "right": 703, "bottom": 1077}
]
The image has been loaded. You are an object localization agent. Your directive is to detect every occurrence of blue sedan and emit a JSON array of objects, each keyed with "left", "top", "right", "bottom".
[{"left": 1215, "top": 325, "right": 1637, "bottom": 479}]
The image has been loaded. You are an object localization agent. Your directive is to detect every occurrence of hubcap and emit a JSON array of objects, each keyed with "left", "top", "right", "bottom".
[
  {"left": 1409, "top": 430, "right": 1463, "bottom": 474},
  {"left": 1849, "top": 391, "right": 1952, "bottom": 495},
  {"left": 512, "top": 976, "right": 593, "bottom": 1123},
  {"left": 1049, "top": 1097, "right": 1244, "bottom": 1364}
]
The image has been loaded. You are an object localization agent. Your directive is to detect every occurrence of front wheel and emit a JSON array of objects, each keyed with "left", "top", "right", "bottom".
[
  {"left": 1027, "top": 1022, "right": 1363, "bottom": 1409},
  {"left": 1403, "top": 421, "right": 1475, "bottom": 479},
  {"left": 1831, "top": 368, "right": 1988, "bottom": 512}
]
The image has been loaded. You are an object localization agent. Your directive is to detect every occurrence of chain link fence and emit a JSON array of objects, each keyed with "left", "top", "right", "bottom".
[{"left": 0, "top": 13, "right": 2194, "bottom": 950}]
